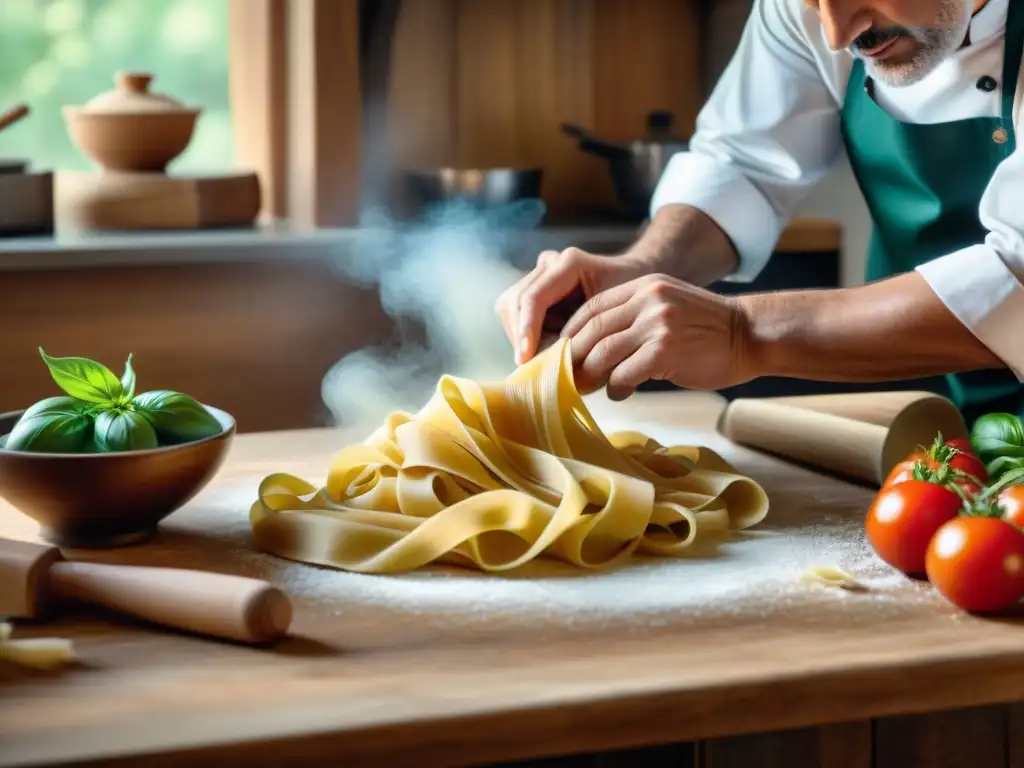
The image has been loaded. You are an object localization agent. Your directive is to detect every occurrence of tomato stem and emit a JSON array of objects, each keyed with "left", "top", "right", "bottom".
[
  {"left": 911, "top": 459, "right": 979, "bottom": 507},
  {"left": 980, "top": 467, "right": 1024, "bottom": 500},
  {"left": 961, "top": 498, "right": 1004, "bottom": 518}
]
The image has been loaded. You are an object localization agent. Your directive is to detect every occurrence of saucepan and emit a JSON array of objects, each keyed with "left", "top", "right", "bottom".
[
  {"left": 561, "top": 110, "right": 690, "bottom": 220},
  {"left": 392, "top": 167, "right": 545, "bottom": 220}
]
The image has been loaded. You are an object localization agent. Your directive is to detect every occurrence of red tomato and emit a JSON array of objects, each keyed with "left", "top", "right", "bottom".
[
  {"left": 945, "top": 451, "right": 988, "bottom": 484},
  {"left": 998, "top": 486, "right": 1024, "bottom": 530},
  {"left": 925, "top": 516, "right": 1024, "bottom": 613},
  {"left": 890, "top": 436, "right": 988, "bottom": 486},
  {"left": 866, "top": 480, "right": 964, "bottom": 576},
  {"left": 882, "top": 459, "right": 918, "bottom": 489},
  {"left": 882, "top": 461, "right": 981, "bottom": 499},
  {"left": 945, "top": 437, "right": 975, "bottom": 455}
]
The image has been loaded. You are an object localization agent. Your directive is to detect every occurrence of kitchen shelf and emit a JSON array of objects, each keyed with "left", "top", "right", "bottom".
[{"left": 0, "top": 217, "right": 841, "bottom": 272}]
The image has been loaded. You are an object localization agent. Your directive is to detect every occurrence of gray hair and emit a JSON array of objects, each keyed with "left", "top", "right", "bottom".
[{"left": 853, "top": 0, "right": 973, "bottom": 87}]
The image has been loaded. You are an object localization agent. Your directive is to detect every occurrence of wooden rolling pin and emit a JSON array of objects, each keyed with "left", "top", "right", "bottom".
[
  {"left": 717, "top": 391, "right": 968, "bottom": 487},
  {"left": 0, "top": 538, "right": 292, "bottom": 645}
]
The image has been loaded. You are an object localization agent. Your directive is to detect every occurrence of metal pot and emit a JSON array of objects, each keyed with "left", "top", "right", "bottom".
[
  {"left": 392, "top": 167, "right": 545, "bottom": 219},
  {"left": 561, "top": 110, "right": 689, "bottom": 220}
]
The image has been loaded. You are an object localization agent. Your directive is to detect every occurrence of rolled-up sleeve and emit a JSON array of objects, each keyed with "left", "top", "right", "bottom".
[
  {"left": 650, "top": 0, "right": 845, "bottom": 282},
  {"left": 917, "top": 144, "right": 1024, "bottom": 380},
  {"left": 651, "top": 153, "right": 784, "bottom": 282}
]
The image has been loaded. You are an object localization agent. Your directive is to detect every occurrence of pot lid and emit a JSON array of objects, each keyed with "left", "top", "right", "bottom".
[{"left": 79, "top": 72, "right": 193, "bottom": 114}]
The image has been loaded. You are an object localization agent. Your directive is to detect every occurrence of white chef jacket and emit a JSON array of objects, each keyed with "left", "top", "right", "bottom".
[{"left": 651, "top": 0, "right": 1024, "bottom": 378}]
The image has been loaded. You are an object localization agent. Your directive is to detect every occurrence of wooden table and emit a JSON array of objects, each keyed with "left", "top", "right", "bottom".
[{"left": 2, "top": 391, "right": 1024, "bottom": 768}]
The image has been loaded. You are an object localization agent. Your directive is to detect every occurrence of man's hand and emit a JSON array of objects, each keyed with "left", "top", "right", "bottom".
[
  {"left": 739, "top": 271, "right": 1005, "bottom": 381},
  {"left": 495, "top": 205, "right": 742, "bottom": 365},
  {"left": 495, "top": 248, "right": 649, "bottom": 364},
  {"left": 562, "top": 270, "right": 1005, "bottom": 402},
  {"left": 563, "top": 273, "right": 754, "bottom": 400}
]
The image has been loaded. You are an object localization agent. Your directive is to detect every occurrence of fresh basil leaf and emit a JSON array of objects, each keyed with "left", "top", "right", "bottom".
[
  {"left": 38, "top": 348, "right": 123, "bottom": 405},
  {"left": 4, "top": 398, "right": 95, "bottom": 453},
  {"left": 970, "top": 413, "right": 1024, "bottom": 463},
  {"left": 120, "top": 353, "right": 136, "bottom": 401},
  {"left": 132, "top": 390, "right": 222, "bottom": 444},
  {"left": 94, "top": 409, "right": 158, "bottom": 452},
  {"left": 20, "top": 395, "right": 92, "bottom": 421}
]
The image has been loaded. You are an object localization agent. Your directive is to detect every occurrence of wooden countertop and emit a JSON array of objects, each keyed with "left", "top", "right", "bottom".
[
  {"left": 777, "top": 217, "right": 842, "bottom": 253},
  {"left": 5, "top": 390, "right": 1013, "bottom": 768}
]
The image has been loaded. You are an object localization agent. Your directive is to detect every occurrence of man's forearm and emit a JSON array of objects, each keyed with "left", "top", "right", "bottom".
[
  {"left": 739, "top": 271, "right": 1004, "bottom": 381},
  {"left": 629, "top": 204, "right": 740, "bottom": 287}
]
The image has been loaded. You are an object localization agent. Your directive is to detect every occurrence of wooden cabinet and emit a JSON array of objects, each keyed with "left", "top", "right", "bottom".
[
  {"left": 230, "top": 0, "right": 743, "bottom": 222},
  {"left": 0, "top": 257, "right": 395, "bottom": 434},
  {"left": 384, "top": 0, "right": 706, "bottom": 217}
]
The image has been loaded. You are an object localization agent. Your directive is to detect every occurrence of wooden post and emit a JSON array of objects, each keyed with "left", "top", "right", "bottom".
[
  {"left": 228, "top": 0, "right": 362, "bottom": 227},
  {"left": 228, "top": 0, "right": 287, "bottom": 221}
]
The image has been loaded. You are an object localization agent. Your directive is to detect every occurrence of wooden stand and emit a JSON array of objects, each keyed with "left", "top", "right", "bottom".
[{"left": 56, "top": 170, "right": 262, "bottom": 231}]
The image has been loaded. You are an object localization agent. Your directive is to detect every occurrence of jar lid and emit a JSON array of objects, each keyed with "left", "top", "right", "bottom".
[{"left": 80, "top": 72, "right": 194, "bottom": 114}]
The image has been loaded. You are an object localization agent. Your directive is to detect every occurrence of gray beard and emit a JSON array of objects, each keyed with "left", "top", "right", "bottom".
[{"left": 855, "top": 0, "right": 973, "bottom": 87}]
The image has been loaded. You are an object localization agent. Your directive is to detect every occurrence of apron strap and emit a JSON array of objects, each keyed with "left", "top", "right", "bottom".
[
  {"left": 1005, "top": 0, "right": 1024, "bottom": 125},
  {"left": 1015, "top": 41, "right": 1024, "bottom": 133}
]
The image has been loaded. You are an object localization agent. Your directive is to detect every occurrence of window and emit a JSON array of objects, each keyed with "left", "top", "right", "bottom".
[
  {"left": 0, "top": 0, "right": 233, "bottom": 174},
  {"left": 0, "top": 0, "right": 362, "bottom": 234}
]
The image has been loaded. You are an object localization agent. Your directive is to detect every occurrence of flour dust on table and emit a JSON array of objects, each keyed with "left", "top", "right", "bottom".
[{"left": 136, "top": 421, "right": 949, "bottom": 641}]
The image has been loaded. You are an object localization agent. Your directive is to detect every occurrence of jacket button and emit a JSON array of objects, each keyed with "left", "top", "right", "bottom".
[
  {"left": 977, "top": 76, "right": 998, "bottom": 92},
  {"left": 994, "top": 128, "right": 1010, "bottom": 144}
]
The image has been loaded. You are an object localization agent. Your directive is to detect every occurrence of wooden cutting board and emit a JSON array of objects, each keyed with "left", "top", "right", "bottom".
[{"left": 56, "top": 170, "right": 262, "bottom": 231}]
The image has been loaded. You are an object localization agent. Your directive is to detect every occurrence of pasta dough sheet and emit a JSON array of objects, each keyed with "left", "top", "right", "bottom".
[{"left": 249, "top": 339, "right": 769, "bottom": 573}]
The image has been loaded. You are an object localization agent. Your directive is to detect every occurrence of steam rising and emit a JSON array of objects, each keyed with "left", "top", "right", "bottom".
[{"left": 321, "top": 200, "right": 546, "bottom": 433}]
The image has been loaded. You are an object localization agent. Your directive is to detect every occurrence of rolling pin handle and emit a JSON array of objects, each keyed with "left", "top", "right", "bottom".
[{"left": 48, "top": 562, "right": 293, "bottom": 644}]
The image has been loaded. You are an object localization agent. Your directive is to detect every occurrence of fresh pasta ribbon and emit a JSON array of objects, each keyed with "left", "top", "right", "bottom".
[
  {"left": 800, "top": 565, "right": 865, "bottom": 591},
  {"left": 0, "top": 622, "right": 75, "bottom": 671},
  {"left": 249, "top": 339, "right": 769, "bottom": 573}
]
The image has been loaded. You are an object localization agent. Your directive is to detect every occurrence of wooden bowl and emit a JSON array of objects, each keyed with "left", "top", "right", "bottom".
[
  {"left": 0, "top": 406, "right": 235, "bottom": 548},
  {"left": 62, "top": 111, "right": 199, "bottom": 172},
  {"left": 62, "top": 72, "right": 201, "bottom": 173}
]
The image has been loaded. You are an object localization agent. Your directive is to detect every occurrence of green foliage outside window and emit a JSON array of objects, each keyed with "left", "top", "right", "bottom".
[{"left": 0, "top": 0, "right": 234, "bottom": 173}]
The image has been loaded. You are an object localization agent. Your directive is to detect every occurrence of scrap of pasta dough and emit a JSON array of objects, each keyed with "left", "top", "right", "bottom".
[
  {"left": 0, "top": 622, "right": 75, "bottom": 671},
  {"left": 249, "top": 338, "right": 769, "bottom": 573},
  {"left": 800, "top": 565, "right": 865, "bottom": 591}
]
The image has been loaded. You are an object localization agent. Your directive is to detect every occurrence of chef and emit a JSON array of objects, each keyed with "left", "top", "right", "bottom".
[{"left": 496, "top": 0, "right": 1024, "bottom": 425}]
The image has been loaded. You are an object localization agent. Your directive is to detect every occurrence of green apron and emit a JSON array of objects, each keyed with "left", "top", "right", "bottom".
[{"left": 840, "top": 3, "right": 1024, "bottom": 424}]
